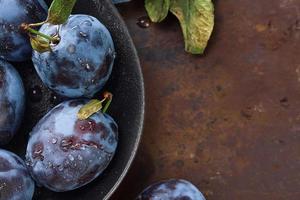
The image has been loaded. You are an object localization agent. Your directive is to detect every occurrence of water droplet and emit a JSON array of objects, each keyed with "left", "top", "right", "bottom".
[
  {"left": 85, "top": 63, "right": 91, "bottom": 71},
  {"left": 29, "top": 86, "right": 42, "bottom": 102},
  {"left": 77, "top": 155, "right": 83, "bottom": 161},
  {"left": 51, "top": 94, "right": 57, "bottom": 102},
  {"left": 34, "top": 149, "right": 43, "bottom": 155},
  {"left": 67, "top": 44, "right": 76, "bottom": 54},
  {"left": 88, "top": 16, "right": 95, "bottom": 22},
  {"left": 71, "top": 25, "right": 80, "bottom": 30},
  {"left": 51, "top": 138, "right": 57, "bottom": 144},
  {"left": 83, "top": 20, "right": 92, "bottom": 26},
  {"left": 137, "top": 16, "right": 151, "bottom": 28},
  {"left": 64, "top": 160, "right": 70, "bottom": 166},
  {"left": 0, "top": 182, "right": 7, "bottom": 190},
  {"left": 50, "top": 93, "right": 62, "bottom": 104},
  {"left": 68, "top": 154, "right": 75, "bottom": 161},
  {"left": 80, "top": 125, "right": 85, "bottom": 131},
  {"left": 25, "top": 158, "right": 32, "bottom": 167},
  {"left": 58, "top": 165, "right": 64, "bottom": 172},
  {"left": 108, "top": 137, "right": 115, "bottom": 145},
  {"left": 79, "top": 31, "right": 88, "bottom": 37},
  {"left": 48, "top": 162, "right": 53, "bottom": 168},
  {"left": 60, "top": 139, "right": 73, "bottom": 151}
]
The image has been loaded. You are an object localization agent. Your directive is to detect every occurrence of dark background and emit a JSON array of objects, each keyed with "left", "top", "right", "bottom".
[{"left": 112, "top": 0, "right": 300, "bottom": 199}]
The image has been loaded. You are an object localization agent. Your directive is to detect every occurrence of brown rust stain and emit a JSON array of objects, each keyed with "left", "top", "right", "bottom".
[{"left": 112, "top": 0, "right": 300, "bottom": 200}]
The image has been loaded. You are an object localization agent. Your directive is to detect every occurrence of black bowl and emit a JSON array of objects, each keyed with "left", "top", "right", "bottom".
[{"left": 4, "top": 0, "right": 144, "bottom": 199}]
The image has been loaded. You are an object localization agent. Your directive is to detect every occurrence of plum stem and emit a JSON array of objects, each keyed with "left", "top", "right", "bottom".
[
  {"left": 28, "top": 21, "right": 46, "bottom": 27},
  {"left": 20, "top": 23, "right": 59, "bottom": 43},
  {"left": 77, "top": 92, "right": 113, "bottom": 120},
  {"left": 102, "top": 92, "right": 113, "bottom": 114}
]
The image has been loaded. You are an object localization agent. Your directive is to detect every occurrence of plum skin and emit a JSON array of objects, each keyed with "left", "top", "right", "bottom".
[
  {"left": 32, "top": 14, "right": 116, "bottom": 98},
  {"left": 0, "top": 149, "right": 35, "bottom": 200},
  {"left": 0, "top": 60, "right": 25, "bottom": 145},
  {"left": 112, "top": 0, "right": 131, "bottom": 4},
  {"left": 0, "top": 0, "right": 48, "bottom": 62},
  {"left": 137, "top": 179, "right": 206, "bottom": 200},
  {"left": 26, "top": 99, "right": 118, "bottom": 192}
]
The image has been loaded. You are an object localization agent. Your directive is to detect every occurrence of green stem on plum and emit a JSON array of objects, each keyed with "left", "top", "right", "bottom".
[
  {"left": 21, "top": 23, "right": 59, "bottom": 43},
  {"left": 77, "top": 92, "right": 113, "bottom": 120},
  {"left": 28, "top": 21, "right": 46, "bottom": 27},
  {"left": 102, "top": 92, "right": 113, "bottom": 114}
]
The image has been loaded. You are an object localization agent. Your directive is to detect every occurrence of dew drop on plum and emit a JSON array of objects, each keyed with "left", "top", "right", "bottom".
[
  {"left": 26, "top": 99, "right": 118, "bottom": 192},
  {"left": 32, "top": 15, "right": 116, "bottom": 98}
]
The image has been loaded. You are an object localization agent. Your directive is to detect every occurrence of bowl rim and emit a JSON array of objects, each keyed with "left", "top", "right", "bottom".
[{"left": 97, "top": 1, "right": 145, "bottom": 199}]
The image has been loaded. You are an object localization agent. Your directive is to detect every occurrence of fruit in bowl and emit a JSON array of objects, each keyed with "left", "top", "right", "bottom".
[
  {"left": 136, "top": 179, "right": 206, "bottom": 200},
  {"left": 0, "top": 0, "right": 144, "bottom": 199},
  {"left": 0, "top": 0, "right": 48, "bottom": 62},
  {"left": 32, "top": 14, "right": 115, "bottom": 98},
  {"left": 26, "top": 96, "right": 118, "bottom": 192},
  {"left": 0, "top": 149, "right": 35, "bottom": 200},
  {"left": 0, "top": 60, "right": 25, "bottom": 145}
]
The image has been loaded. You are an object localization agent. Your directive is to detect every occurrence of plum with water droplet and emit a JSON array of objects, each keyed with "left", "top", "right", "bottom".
[
  {"left": 0, "top": 60, "right": 25, "bottom": 145},
  {"left": 32, "top": 14, "right": 115, "bottom": 98},
  {"left": 0, "top": 0, "right": 48, "bottom": 62},
  {"left": 25, "top": 99, "right": 118, "bottom": 192},
  {"left": 136, "top": 179, "right": 206, "bottom": 200},
  {"left": 0, "top": 149, "right": 35, "bottom": 200}
]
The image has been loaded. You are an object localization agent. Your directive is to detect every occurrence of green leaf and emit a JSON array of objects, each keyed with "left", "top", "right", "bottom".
[
  {"left": 170, "top": 0, "right": 214, "bottom": 54},
  {"left": 30, "top": 36, "right": 51, "bottom": 53},
  {"left": 145, "top": 0, "right": 170, "bottom": 22},
  {"left": 47, "top": 0, "right": 77, "bottom": 25},
  {"left": 77, "top": 99, "right": 103, "bottom": 120}
]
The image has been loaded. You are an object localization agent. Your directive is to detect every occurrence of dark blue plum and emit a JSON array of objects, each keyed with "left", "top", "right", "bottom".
[
  {"left": 0, "top": 149, "right": 35, "bottom": 200},
  {"left": 0, "top": 0, "right": 48, "bottom": 62},
  {"left": 32, "top": 14, "right": 116, "bottom": 98},
  {"left": 0, "top": 60, "right": 25, "bottom": 145},
  {"left": 137, "top": 179, "right": 206, "bottom": 200},
  {"left": 26, "top": 99, "right": 118, "bottom": 192}
]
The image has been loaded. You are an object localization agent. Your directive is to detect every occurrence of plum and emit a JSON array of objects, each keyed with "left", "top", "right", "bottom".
[
  {"left": 136, "top": 179, "right": 206, "bottom": 200},
  {"left": 0, "top": 149, "right": 35, "bottom": 200},
  {"left": 32, "top": 14, "right": 116, "bottom": 98},
  {"left": 0, "top": 60, "right": 25, "bottom": 145},
  {"left": 0, "top": 0, "right": 48, "bottom": 62},
  {"left": 26, "top": 99, "right": 118, "bottom": 192}
]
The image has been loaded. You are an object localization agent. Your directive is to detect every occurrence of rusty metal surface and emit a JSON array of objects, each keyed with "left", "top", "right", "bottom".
[{"left": 111, "top": 0, "right": 300, "bottom": 199}]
